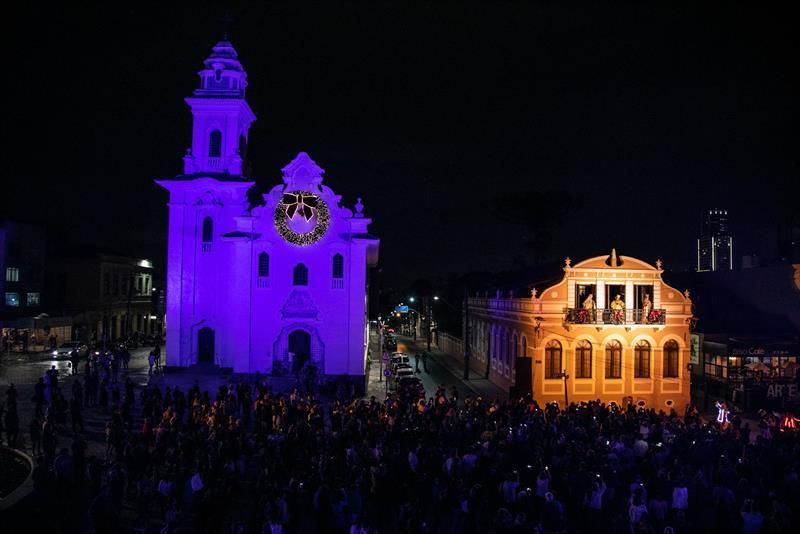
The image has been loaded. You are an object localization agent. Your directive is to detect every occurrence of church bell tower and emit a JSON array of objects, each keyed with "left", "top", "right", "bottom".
[{"left": 182, "top": 40, "right": 256, "bottom": 176}]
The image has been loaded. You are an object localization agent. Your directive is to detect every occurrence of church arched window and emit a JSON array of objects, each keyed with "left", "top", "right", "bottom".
[
  {"left": 202, "top": 217, "right": 213, "bottom": 243},
  {"left": 258, "top": 252, "right": 270, "bottom": 278},
  {"left": 293, "top": 263, "right": 308, "bottom": 286},
  {"left": 209, "top": 130, "right": 222, "bottom": 158},
  {"left": 332, "top": 254, "right": 344, "bottom": 279}
]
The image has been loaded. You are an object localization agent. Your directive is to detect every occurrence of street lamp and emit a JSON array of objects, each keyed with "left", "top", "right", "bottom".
[{"left": 555, "top": 370, "right": 570, "bottom": 406}]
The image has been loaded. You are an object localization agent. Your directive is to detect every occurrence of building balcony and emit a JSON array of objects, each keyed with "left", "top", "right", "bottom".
[{"left": 564, "top": 308, "right": 666, "bottom": 326}]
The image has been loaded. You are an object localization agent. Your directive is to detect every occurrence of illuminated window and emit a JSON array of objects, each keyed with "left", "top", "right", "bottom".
[
  {"left": 664, "top": 340, "right": 679, "bottom": 378},
  {"left": 634, "top": 340, "right": 651, "bottom": 378},
  {"left": 605, "top": 340, "right": 622, "bottom": 378},
  {"left": 5, "top": 292, "right": 19, "bottom": 307},
  {"left": 27, "top": 292, "right": 40, "bottom": 306},
  {"left": 258, "top": 252, "right": 270, "bottom": 277},
  {"left": 202, "top": 217, "right": 213, "bottom": 243},
  {"left": 209, "top": 130, "right": 222, "bottom": 158},
  {"left": 545, "top": 339, "right": 562, "bottom": 379},
  {"left": 575, "top": 340, "right": 592, "bottom": 378},
  {"left": 293, "top": 263, "right": 308, "bottom": 286},
  {"left": 5, "top": 267, "right": 19, "bottom": 282}
]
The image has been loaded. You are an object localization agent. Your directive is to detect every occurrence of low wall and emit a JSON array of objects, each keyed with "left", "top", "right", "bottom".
[
  {"left": 0, "top": 446, "right": 34, "bottom": 512},
  {"left": 437, "top": 331, "right": 494, "bottom": 379}
]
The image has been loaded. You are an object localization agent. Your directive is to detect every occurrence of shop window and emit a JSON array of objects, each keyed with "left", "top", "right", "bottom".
[
  {"left": 664, "top": 340, "right": 679, "bottom": 378},
  {"left": 605, "top": 340, "right": 622, "bottom": 378},
  {"left": 634, "top": 340, "right": 651, "bottom": 378},
  {"left": 545, "top": 339, "right": 562, "bottom": 379},
  {"left": 575, "top": 339, "right": 592, "bottom": 378}
]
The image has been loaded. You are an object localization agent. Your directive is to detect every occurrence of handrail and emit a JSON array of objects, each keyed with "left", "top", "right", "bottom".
[{"left": 564, "top": 308, "right": 666, "bottom": 325}]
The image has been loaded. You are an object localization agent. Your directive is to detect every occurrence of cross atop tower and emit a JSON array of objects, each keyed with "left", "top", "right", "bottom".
[{"left": 221, "top": 12, "right": 234, "bottom": 41}]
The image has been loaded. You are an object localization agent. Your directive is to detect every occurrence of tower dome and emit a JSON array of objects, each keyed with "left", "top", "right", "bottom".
[{"left": 193, "top": 40, "right": 248, "bottom": 98}]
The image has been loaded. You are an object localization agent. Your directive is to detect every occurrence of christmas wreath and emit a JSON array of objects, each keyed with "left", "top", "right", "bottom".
[{"left": 274, "top": 190, "right": 331, "bottom": 246}]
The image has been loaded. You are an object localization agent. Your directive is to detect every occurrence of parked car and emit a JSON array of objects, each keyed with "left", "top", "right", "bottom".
[
  {"left": 398, "top": 376, "right": 425, "bottom": 402},
  {"left": 394, "top": 363, "right": 414, "bottom": 376},
  {"left": 391, "top": 353, "right": 409, "bottom": 368},
  {"left": 51, "top": 341, "right": 88, "bottom": 360},
  {"left": 393, "top": 367, "right": 415, "bottom": 387}
]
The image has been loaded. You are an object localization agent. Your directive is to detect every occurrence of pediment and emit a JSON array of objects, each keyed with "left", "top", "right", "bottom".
[{"left": 281, "top": 290, "right": 319, "bottom": 319}]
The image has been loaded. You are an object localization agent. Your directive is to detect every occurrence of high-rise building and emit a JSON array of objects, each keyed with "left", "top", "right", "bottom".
[{"left": 697, "top": 209, "right": 733, "bottom": 272}]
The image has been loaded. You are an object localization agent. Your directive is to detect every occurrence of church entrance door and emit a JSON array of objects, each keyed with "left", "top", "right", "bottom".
[
  {"left": 198, "top": 327, "right": 215, "bottom": 364},
  {"left": 288, "top": 330, "right": 311, "bottom": 373}
]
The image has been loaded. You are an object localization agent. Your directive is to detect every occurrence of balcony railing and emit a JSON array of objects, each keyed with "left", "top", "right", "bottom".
[{"left": 564, "top": 308, "right": 666, "bottom": 325}]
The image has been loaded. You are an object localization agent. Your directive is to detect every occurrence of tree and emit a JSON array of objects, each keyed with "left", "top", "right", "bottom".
[{"left": 491, "top": 190, "right": 584, "bottom": 264}]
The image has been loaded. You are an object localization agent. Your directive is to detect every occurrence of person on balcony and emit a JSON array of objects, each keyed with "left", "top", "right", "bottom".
[
  {"left": 611, "top": 294, "right": 625, "bottom": 323},
  {"left": 641, "top": 294, "right": 652, "bottom": 323},
  {"left": 581, "top": 293, "right": 596, "bottom": 323}
]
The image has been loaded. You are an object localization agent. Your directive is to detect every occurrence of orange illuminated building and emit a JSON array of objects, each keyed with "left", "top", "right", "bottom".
[{"left": 467, "top": 250, "right": 694, "bottom": 411}]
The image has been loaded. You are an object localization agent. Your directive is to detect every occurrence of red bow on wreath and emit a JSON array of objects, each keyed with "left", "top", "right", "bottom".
[
  {"left": 282, "top": 192, "right": 319, "bottom": 222},
  {"left": 648, "top": 309, "right": 662, "bottom": 322}
]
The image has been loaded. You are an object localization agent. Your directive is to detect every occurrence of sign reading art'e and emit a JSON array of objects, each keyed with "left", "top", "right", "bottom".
[{"left": 274, "top": 190, "right": 331, "bottom": 245}]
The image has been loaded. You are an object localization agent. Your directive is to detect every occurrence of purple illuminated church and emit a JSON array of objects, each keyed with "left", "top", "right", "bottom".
[{"left": 156, "top": 40, "right": 379, "bottom": 385}]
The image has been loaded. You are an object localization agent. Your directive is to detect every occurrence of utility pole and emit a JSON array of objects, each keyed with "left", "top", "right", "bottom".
[
  {"left": 559, "top": 370, "right": 570, "bottom": 407},
  {"left": 426, "top": 296, "right": 432, "bottom": 353},
  {"left": 126, "top": 273, "right": 134, "bottom": 339},
  {"left": 378, "top": 322, "right": 383, "bottom": 383},
  {"left": 462, "top": 285, "right": 469, "bottom": 380}
]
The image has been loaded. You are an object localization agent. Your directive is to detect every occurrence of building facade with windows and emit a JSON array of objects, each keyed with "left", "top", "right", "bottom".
[
  {"left": 1, "top": 221, "right": 46, "bottom": 319},
  {"left": 467, "top": 251, "right": 693, "bottom": 411},
  {"left": 157, "top": 40, "right": 379, "bottom": 384},
  {"left": 51, "top": 252, "right": 160, "bottom": 343}
]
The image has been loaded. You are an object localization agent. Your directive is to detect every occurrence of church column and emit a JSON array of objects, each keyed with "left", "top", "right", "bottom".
[
  {"left": 165, "top": 201, "right": 186, "bottom": 367},
  {"left": 347, "top": 244, "right": 369, "bottom": 376},
  {"left": 596, "top": 280, "right": 606, "bottom": 309},
  {"left": 225, "top": 218, "right": 254, "bottom": 372},
  {"left": 625, "top": 279, "right": 634, "bottom": 322}
]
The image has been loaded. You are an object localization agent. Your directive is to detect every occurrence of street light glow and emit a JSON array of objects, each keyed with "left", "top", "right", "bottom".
[
  {"left": 434, "top": 296, "right": 440, "bottom": 300},
  {"left": 409, "top": 297, "right": 415, "bottom": 302}
]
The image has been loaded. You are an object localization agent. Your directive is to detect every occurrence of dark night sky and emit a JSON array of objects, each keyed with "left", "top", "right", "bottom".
[{"left": 7, "top": 2, "right": 798, "bottom": 287}]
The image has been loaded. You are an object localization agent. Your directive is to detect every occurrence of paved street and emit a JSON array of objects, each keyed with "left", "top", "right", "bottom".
[
  {"left": 366, "top": 331, "right": 506, "bottom": 402},
  {"left": 0, "top": 346, "right": 158, "bottom": 457}
]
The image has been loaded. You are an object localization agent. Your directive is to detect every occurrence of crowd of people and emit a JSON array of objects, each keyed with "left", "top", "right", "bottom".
[{"left": 1, "top": 351, "right": 798, "bottom": 533}]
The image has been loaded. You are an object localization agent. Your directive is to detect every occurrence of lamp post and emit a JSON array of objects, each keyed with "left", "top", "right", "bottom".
[
  {"left": 556, "top": 370, "right": 570, "bottom": 407},
  {"left": 462, "top": 286, "right": 469, "bottom": 380}
]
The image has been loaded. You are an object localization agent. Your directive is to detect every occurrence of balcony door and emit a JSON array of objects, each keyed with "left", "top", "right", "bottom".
[{"left": 576, "top": 284, "right": 596, "bottom": 308}]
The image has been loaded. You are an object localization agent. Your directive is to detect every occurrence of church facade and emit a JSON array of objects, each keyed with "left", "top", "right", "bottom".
[{"left": 156, "top": 40, "right": 379, "bottom": 384}]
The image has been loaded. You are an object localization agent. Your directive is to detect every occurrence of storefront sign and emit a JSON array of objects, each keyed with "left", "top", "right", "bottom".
[
  {"left": 731, "top": 346, "right": 795, "bottom": 357},
  {"left": 690, "top": 334, "right": 702, "bottom": 366},
  {"left": 767, "top": 384, "right": 799, "bottom": 399}
]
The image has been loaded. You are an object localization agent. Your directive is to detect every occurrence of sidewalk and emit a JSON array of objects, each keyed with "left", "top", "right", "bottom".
[{"left": 395, "top": 335, "right": 507, "bottom": 401}]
